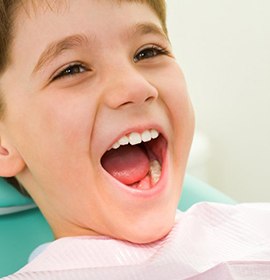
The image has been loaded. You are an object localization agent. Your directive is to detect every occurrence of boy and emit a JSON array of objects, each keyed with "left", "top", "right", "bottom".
[
  {"left": 0, "top": 0, "right": 194, "bottom": 243},
  {"left": 0, "top": 1, "right": 269, "bottom": 279}
]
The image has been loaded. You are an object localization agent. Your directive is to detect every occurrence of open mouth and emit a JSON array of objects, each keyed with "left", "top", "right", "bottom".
[{"left": 101, "top": 129, "right": 167, "bottom": 190}]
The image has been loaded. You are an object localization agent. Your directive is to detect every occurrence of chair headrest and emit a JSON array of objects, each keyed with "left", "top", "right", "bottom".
[{"left": 0, "top": 177, "right": 36, "bottom": 215}]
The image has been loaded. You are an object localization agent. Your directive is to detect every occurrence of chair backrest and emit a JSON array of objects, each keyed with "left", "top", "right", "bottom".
[{"left": 0, "top": 175, "right": 235, "bottom": 277}]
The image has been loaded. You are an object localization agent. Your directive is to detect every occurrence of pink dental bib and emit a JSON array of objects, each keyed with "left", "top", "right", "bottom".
[{"left": 3, "top": 202, "right": 270, "bottom": 279}]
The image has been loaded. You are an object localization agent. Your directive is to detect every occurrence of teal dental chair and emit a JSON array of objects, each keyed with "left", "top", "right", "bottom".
[{"left": 0, "top": 175, "right": 235, "bottom": 277}]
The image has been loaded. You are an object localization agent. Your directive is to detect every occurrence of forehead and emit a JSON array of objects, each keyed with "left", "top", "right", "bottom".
[
  {"left": 5, "top": 0, "right": 165, "bottom": 80},
  {"left": 18, "top": 0, "right": 153, "bottom": 17},
  {"left": 13, "top": 0, "right": 162, "bottom": 37},
  {"left": 12, "top": 0, "right": 163, "bottom": 45},
  {"left": 17, "top": 0, "right": 166, "bottom": 34}
]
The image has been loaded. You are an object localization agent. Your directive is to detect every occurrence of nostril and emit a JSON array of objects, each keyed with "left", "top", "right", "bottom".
[
  {"left": 104, "top": 79, "right": 158, "bottom": 109},
  {"left": 119, "top": 96, "right": 154, "bottom": 108},
  {"left": 145, "top": 96, "right": 155, "bottom": 103},
  {"left": 120, "top": 101, "right": 133, "bottom": 107}
]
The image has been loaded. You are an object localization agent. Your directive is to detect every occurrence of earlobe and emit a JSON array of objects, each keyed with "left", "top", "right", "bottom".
[{"left": 0, "top": 136, "right": 25, "bottom": 177}]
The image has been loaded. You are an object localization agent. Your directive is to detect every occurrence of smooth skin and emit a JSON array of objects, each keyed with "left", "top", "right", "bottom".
[{"left": 0, "top": 0, "right": 194, "bottom": 243}]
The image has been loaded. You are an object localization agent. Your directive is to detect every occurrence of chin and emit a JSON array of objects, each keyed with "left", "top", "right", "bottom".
[
  {"left": 128, "top": 224, "right": 173, "bottom": 244},
  {"left": 118, "top": 212, "right": 176, "bottom": 244}
]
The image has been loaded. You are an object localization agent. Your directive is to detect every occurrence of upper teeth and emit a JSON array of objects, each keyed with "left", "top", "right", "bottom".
[{"left": 110, "top": 129, "right": 159, "bottom": 150}]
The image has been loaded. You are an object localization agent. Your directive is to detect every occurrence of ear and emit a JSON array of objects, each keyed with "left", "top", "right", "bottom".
[{"left": 0, "top": 135, "right": 25, "bottom": 177}]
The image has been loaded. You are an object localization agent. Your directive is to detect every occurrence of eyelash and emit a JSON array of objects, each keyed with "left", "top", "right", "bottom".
[
  {"left": 133, "top": 45, "right": 169, "bottom": 62},
  {"left": 52, "top": 63, "right": 88, "bottom": 81},
  {"left": 52, "top": 45, "right": 169, "bottom": 81}
]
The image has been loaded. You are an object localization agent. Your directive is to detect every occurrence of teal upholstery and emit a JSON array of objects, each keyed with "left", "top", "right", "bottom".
[
  {"left": 178, "top": 175, "right": 235, "bottom": 211},
  {"left": 0, "top": 175, "right": 235, "bottom": 277}
]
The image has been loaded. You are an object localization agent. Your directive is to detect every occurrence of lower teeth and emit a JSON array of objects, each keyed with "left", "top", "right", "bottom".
[{"left": 149, "top": 160, "right": 161, "bottom": 185}]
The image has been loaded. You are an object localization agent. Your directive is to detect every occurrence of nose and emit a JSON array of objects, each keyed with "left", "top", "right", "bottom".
[{"left": 102, "top": 66, "right": 158, "bottom": 109}]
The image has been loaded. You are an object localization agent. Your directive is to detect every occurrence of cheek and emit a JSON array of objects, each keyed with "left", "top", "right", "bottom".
[
  {"left": 159, "top": 64, "right": 194, "bottom": 128},
  {"left": 42, "top": 94, "right": 95, "bottom": 140},
  {"left": 8, "top": 94, "right": 96, "bottom": 173},
  {"left": 158, "top": 65, "right": 195, "bottom": 166}
]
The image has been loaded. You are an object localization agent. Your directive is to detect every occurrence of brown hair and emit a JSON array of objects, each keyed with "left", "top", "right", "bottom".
[
  {"left": 0, "top": 0, "right": 167, "bottom": 75},
  {"left": 0, "top": 0, "right": 167, "bottom": 195}
]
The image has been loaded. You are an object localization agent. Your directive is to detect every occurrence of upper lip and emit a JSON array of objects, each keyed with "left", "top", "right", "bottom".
[
  {"left": 99, "top": 123, "right": 167, "bottom": 159},
  {"left": 108, "top": 128, "right": 160, "bottom": 150}
]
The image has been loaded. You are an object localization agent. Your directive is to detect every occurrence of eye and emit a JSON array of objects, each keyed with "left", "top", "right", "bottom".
[
  {"left": 52, "top": 63, "right": 89, "bottom": 81},
  {"left": 133, "top": 45, "right": 169, "bottom": 63}
]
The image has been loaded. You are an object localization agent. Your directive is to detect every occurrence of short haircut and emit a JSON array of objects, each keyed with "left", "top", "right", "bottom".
[{"left": 0, "top": 0, "right": 167, "bottom": 195}]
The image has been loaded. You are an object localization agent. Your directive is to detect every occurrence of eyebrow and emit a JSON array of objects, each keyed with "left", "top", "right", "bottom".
[
  {"left": 32, "top": 23, "right": 168, "bottom": 75},
  {"left": 32, "top": 34, "right": 90, "bottom": 74},
  {"left": 129, "top": 22, "right": 168, "bottom": 41}
]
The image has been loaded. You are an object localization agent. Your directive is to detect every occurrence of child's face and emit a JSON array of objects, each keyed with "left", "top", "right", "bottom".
[{"left": 1, "top": 0, "right": 194, "bottom": 243}]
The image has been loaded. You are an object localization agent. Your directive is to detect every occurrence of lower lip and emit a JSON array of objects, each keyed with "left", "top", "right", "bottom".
[{"left": 101, "top": 144, "right": 169, "bottom": 199}]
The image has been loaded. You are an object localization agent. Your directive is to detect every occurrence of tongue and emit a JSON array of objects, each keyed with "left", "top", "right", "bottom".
[{"left": 101, "top": 145, "right": 149, "bottom": 185}]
